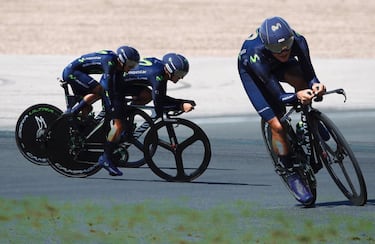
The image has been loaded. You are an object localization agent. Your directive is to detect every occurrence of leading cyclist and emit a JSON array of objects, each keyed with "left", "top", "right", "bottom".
[{"left": 237, "top": 16, "right": 326, "bottom": 204}]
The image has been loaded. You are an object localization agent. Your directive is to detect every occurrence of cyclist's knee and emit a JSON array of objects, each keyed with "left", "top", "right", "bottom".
[
  {"left": 92, "top": 84, "right": 104, "bottom": 96},
  {"left": 132, "top": 88, "right": 152, "bottom": 105}
]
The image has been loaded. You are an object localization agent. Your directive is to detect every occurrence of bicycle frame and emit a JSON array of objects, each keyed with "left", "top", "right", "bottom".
[
  {"left": 280, "top": 104, "right": 322, "bottom": 175},
  {"left": 280, "top": 88, "right": 347, "bottom": 173}
]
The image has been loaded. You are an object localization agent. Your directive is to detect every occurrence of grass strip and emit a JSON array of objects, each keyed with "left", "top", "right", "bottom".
[{"left": 0, "top": 197, "right": 373, "bottom": 243}]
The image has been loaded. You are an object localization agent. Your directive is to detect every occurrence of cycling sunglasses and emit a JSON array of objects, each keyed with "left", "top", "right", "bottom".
[
  {"left": 173, "top": 70, "right": 188, "bottom": 79},
  {"left": 265, "top": 36, "right": 294, "bottom": 54}
]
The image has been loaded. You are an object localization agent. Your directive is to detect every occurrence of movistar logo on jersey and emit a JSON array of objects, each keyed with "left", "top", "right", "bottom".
[
  {"left": 249, "top": 54, "right": 260, "bottom": 63},
  {"left": 97, "top": 50, "right": 109, "bottom": 54},
  {"left": 128, "top": 70, "right": 147, "bottom": 75},
  {"left": 156, "top": 75, "right": 163, "bottom": 81},
  {"left": 139, "top": 58, "right": 153, "bottom": 66},
  {"left": 78, "top": 58, "right": 85, "bottom": 63},
  {"left": 108, "top": 61, "right": 114, "bottom": 66}
]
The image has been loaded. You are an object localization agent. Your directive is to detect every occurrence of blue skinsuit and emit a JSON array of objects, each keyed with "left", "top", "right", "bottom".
[
  {"left": 121, "top": 57, "right": 184, "bottom": 117},
  {"left": 62, "top": 50, "right": 124, "bottom": 118},
  {"left": 62, "top": 50, "right": 121, "bottom": 94},
  {"left": 237, "top": 29, "right": 320, "bottom": 121}
]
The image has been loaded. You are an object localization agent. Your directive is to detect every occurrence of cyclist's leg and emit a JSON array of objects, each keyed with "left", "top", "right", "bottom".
[
  {"left": 62, "top": 69, "right": 102, "bottom": 115},
  {"left": 98, "top": 98, "right": 126, "bottom": 176},
  {"left": 240, "top": 71, "right": 293, "bottom": 167},
  {"left": 122, "top": 82, "right": 152, "bottom": 105},
  {"left": 241, "top": 70, "right": 312, "bottom": 203},
  {"left": 276, "top": 59, "right": 309, "bottom": 91},
  {"left": 267, "top": 116, "right": 293, "bottom": 167},
  {"left": 271, "top": 61, "right": 308, "bottom": 163},
  {"left": 132, "top": 87, "right": 152, "bottom": 105}
]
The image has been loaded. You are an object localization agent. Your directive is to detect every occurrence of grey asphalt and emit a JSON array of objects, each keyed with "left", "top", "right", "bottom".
[{"left": 1, "top": 111, "right": 374, "bottom": 212}]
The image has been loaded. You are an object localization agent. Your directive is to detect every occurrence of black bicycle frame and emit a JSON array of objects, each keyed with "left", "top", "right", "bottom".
[{"left": 281, "top": 104, "right": 320, "bottom": 171}]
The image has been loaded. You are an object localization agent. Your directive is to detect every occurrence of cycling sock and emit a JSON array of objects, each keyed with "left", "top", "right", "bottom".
[
  {"left": 104, "top": 141, "right": 117, "bottom": 159},
  {"left": 279, "top": 153, "right": 294, "bottom": 169}
]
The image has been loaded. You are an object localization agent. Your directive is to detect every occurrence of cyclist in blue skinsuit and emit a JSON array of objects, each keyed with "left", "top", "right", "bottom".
[
  {"left": 120, "top": 53, "right": 195, "bottom": 118},
  {"left": 62, "top": 46, "right": 140, "bottom": 176},
  {"left": 96, "top": 53, "right": 194, "bottom": 176},
  {"left": 238, "top": 17, "right": 326, "bottom": 204}
]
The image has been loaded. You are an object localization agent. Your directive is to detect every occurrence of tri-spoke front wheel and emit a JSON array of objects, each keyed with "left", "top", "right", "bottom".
[{"left": 144, "top": 118, "right": 211, "bottom": 182}]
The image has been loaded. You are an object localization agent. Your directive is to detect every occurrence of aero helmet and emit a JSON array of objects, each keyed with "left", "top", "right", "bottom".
[
  {"left": 162, "top": 53, "right": 189, "bottom": 78},
  {"left": 117, "top": 46, "right": 140, "bottom": 67},
  {"left": 259, "top": 16, "right": 294, "bottom": 53}
]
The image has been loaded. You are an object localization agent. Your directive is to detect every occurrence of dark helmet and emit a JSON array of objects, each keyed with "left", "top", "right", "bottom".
[
  {"left": 162, "top": 53, "right": 189, "bottom": 78},
  {"left": 259, "top": 16, "right": 294, "bottom": 53},
  {"left": 117, "top": 46, "right": 140, "bottom": 64}
]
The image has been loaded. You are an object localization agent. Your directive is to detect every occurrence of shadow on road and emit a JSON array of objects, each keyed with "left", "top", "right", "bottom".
[
  {"left": 87, "top": 176, "right": 271, "bottom": 187},
  {"left": 308, "top": 199, "right": 375, "bottom": 207}
]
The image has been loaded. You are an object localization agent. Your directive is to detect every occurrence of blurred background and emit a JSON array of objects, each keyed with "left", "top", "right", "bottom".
[{"left": 0, "top": 0, "right": 374, "bottom": 58}]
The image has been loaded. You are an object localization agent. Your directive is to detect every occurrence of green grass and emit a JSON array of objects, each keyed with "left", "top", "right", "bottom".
[{"left": 0, "top": 197, "right": 373, "bottom": 243}]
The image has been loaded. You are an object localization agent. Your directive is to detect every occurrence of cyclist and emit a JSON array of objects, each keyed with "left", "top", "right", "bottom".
[
  {"left": 97, "top": 53, "right": 193, "bottom": 176},
  {"left": 62, "top": 46, "right": 140, "bottom": 116},
  {"left": 63, "top": 46, "right": 140, "bottom": 176},
  {"left": 121, "top": 53, "right": 195, "bottom": 117},
  {"left": 237, "top": 16, "right": 326, "bottom": 204}
]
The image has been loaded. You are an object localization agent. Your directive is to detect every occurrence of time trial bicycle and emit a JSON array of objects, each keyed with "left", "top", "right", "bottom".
[
  {"left": 45, "top": 102, "right": 211, "bottom": 182},
  {"left": 15, "top": 79, "right": 153, "bottom": 168},
  {"left": 15, "top": 79, "right": 211, "bottom": 182},
  {"left": 261, "top": 88, "right": 367, "bottom": 207}
]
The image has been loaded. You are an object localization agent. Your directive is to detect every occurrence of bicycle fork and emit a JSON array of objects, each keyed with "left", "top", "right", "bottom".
[{"left": 165, "top": 123, "right": 186, "bottom": 177}]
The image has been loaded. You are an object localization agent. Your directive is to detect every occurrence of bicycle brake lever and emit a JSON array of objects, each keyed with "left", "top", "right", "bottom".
[
  {"left": 322, "top": 88, "right": 347, "bottom": 103},
  {"left": 337, "top": 88, "right": 347, "bottom": 102}
]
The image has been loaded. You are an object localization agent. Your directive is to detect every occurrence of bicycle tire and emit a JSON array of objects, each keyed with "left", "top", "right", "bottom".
[
  {"left": 261, "top": 119, "right": 317, "bottom": 207},
  {"left": 15, "top": 103, "right": 62, "bottom": 165},
  {"left": 119, "top": 108, "right": 155, "bottom": 168},
  {"left": 144, "top": 118, "right": 211, "bottom": 182},
  {"left": 311, "top": 111, "right": 367, "bottom": 206},
  {"left": 45, "top": 114, "right": 102, "bottom": 177}
]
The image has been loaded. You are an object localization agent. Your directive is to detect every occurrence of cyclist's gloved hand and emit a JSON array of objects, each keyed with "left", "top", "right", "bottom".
[
  {"left": 182, "top": 102, "right": 195, "bottom": 113},
  {"left": 297, "top": 89, "right": 314, "bottom": 105},
  {"left": 312, "top": 83, "right": 326, "bottom": 97}
]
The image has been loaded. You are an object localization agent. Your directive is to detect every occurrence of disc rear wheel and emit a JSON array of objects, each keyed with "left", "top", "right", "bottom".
[{"left": 15, "top": 104, "right": 62, "bottom": 165}]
